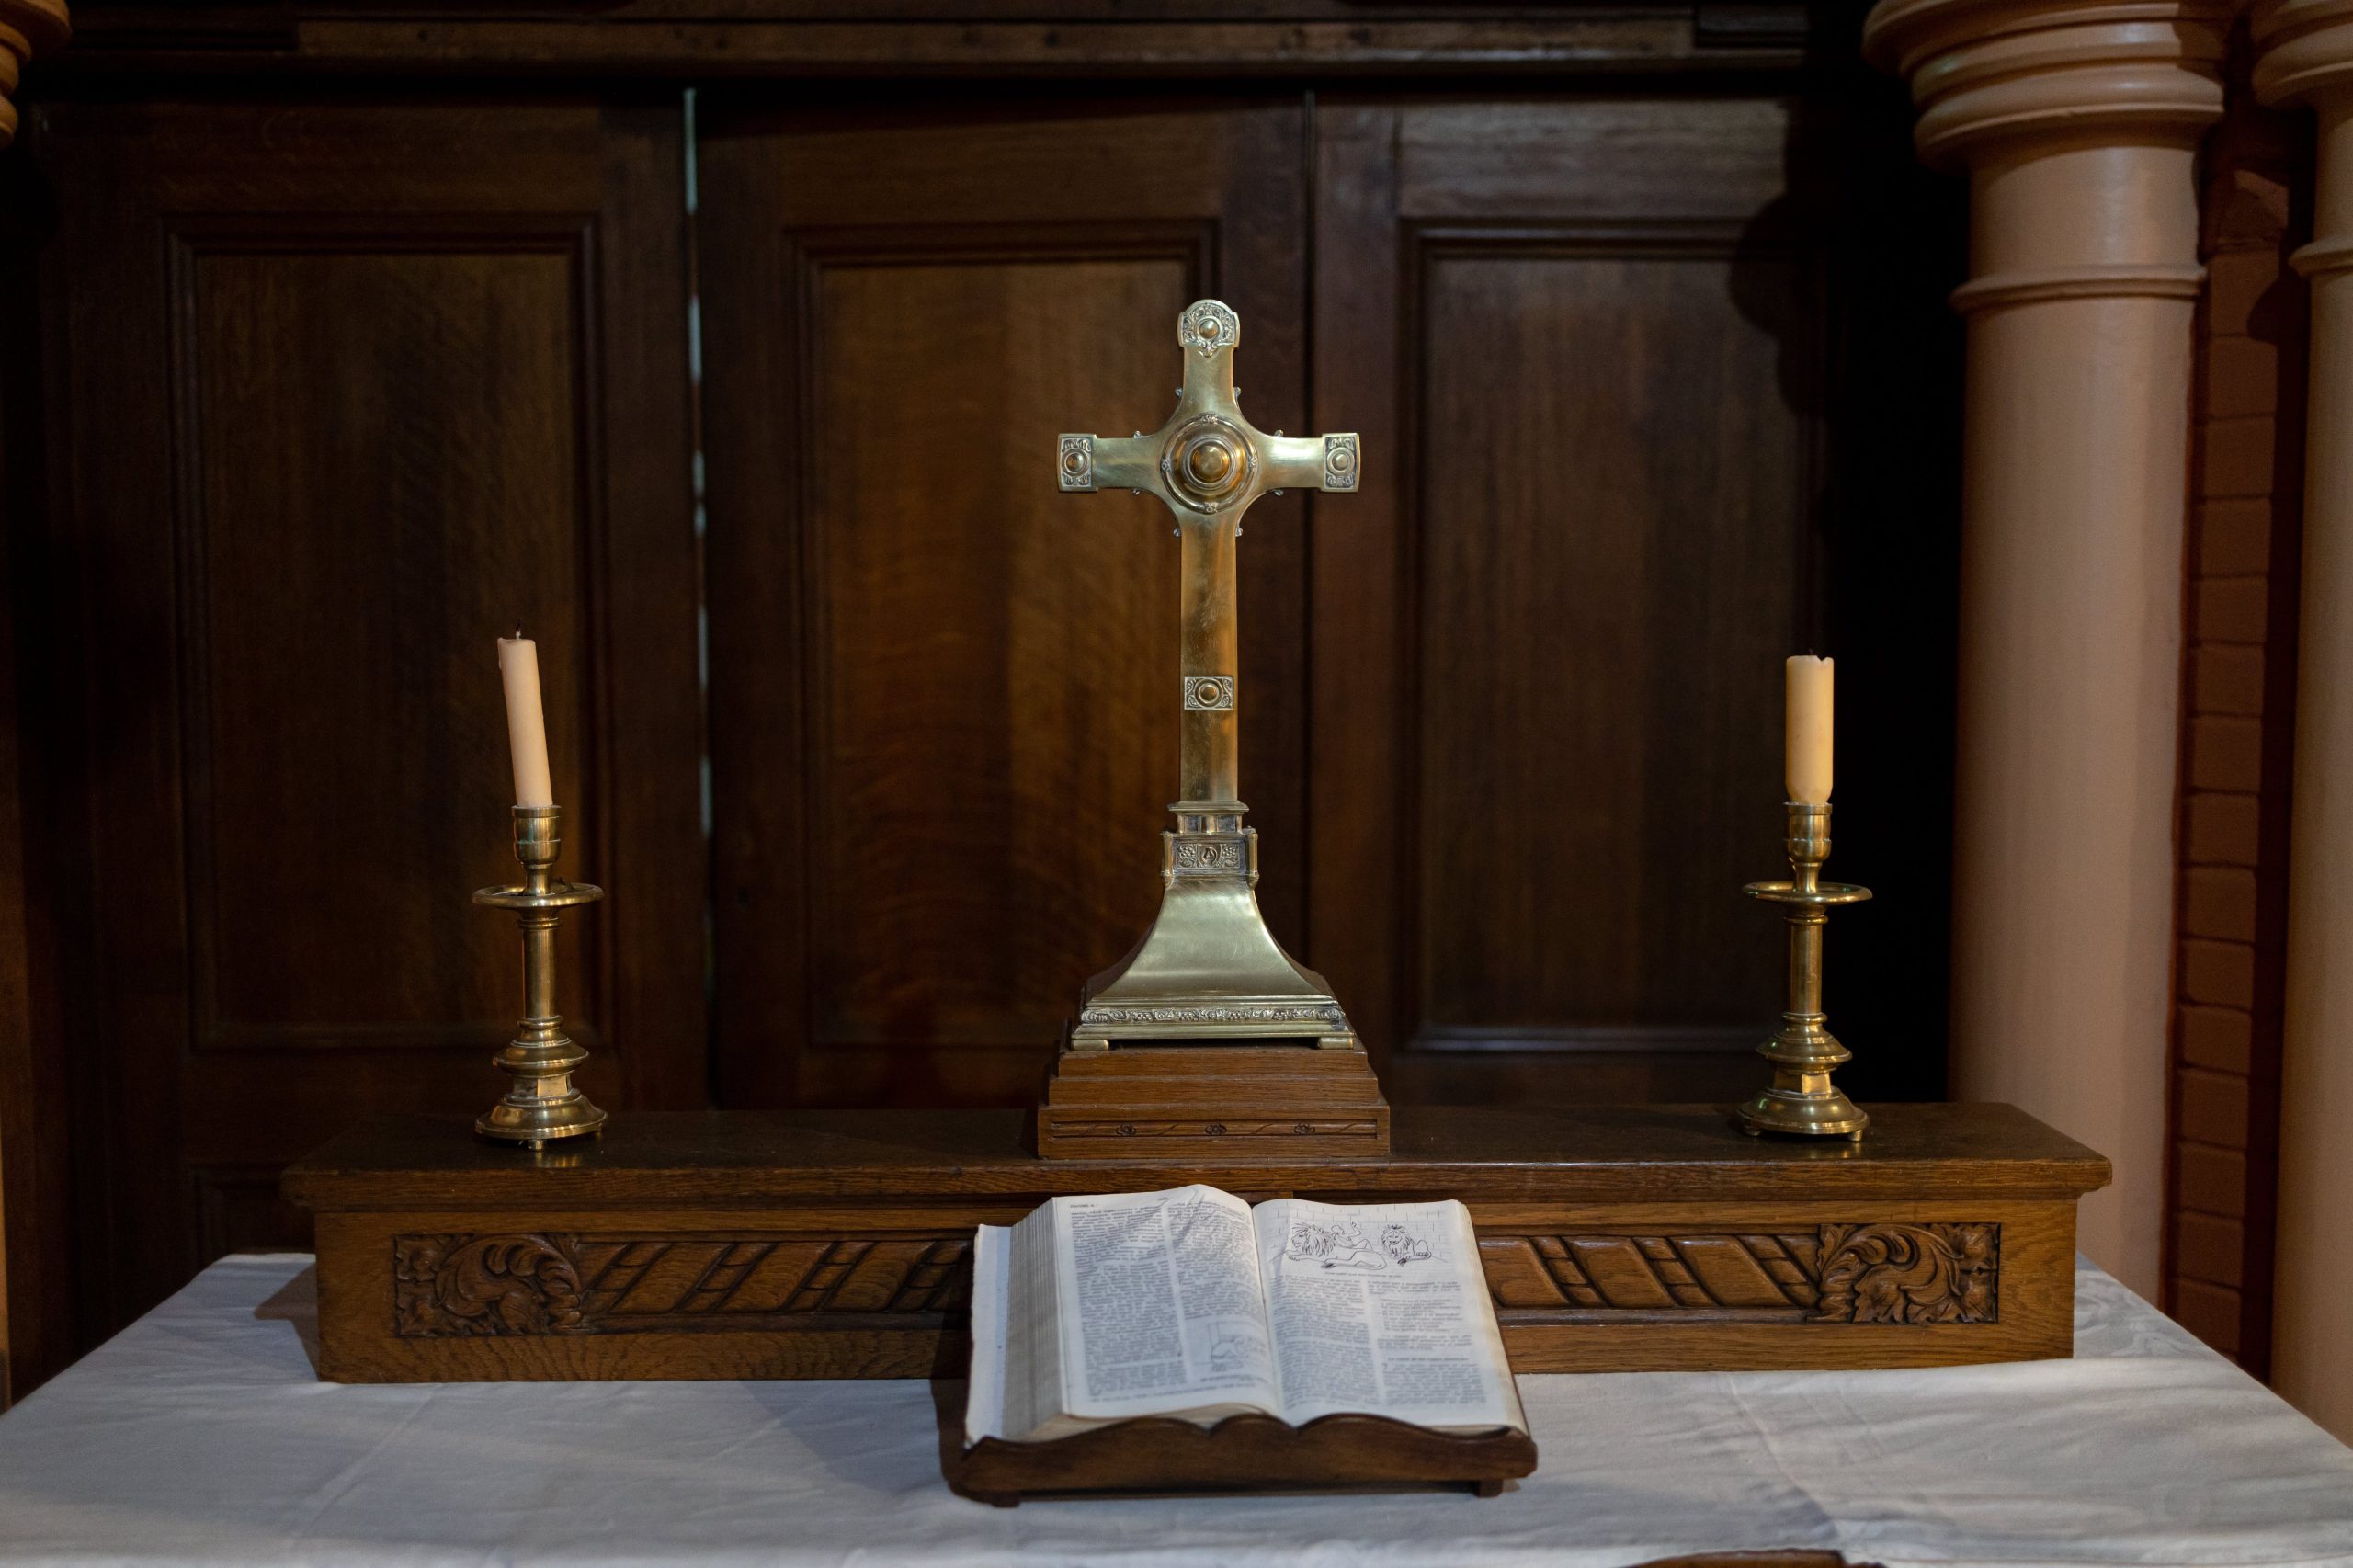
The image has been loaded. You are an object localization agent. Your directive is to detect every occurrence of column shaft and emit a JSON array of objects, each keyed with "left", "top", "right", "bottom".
[
  {"left": 2256, "top": 0, "right": 2353, "bottom": 1442},
  {"left": 1867, "top": 0, "right": 2227, "bottom": 1298}
]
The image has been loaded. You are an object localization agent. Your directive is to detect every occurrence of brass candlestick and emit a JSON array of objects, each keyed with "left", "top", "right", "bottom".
[
  {"left": 474, "top": 804, "right": 607, "bottom": 1149},
  {"left": 1736, "top": 801, "right": 1871, "bottom": 1141}
]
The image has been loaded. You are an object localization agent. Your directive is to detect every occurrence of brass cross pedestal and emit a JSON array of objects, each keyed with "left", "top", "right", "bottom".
[{"left": 1038, "top": 300, "right": 1387, "bottom": 1159}]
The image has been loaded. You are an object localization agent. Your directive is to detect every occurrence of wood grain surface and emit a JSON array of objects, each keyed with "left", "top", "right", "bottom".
[{"left": 1035, "top": 1044, "right": 1391, "bottom": 1159}]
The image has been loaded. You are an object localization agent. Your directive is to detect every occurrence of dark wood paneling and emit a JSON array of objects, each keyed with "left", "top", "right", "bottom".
[
  {"left": 0, "top": 315, "right": 23, "bottom": 1405},
  {"left": 700, "top": 96, "right": 1308, "bottom": 1108},
  {"left": 26, "top": 98, "right": 702, "bottom": 1336},
  {"left": 171, "top": 226, "right": 601, "bottom": 1056},
  {"left": 1414, "top": 231, "right": 1800, "bottom": 1042},
  {"left": 1313, "top": 99, "right": 1825, "bottom": 1098},
  {"left": 803, "top": 248, "right": 1185, "bottom": 1057},
  {"left": 0, "top": 140, "right": 78, "bottom": 1400}
]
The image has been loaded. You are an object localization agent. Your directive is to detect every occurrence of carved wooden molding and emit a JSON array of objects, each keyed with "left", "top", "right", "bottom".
[
  {"left": 51, "top": 10, "right": 1797, "bottom": 78},
  {"left": 392, "top": 1233, "right": 972, "bottom": 1338},
  {"left": 393, "top": 1222, "right": 1997, "bottom": 1340},
  {"left": 0, "top": 0, "right": 66, "bottom": 147},
  {"left": 1483, "top": 1222, "right": 1999, "bottom": 1324}
]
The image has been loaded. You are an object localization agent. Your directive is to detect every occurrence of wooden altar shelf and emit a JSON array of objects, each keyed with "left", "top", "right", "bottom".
[{"left": 282, "top": 1103, "right": 2108, "bottom": 1384}]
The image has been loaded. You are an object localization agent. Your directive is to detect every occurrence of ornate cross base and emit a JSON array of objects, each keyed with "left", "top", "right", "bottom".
[
  {"left": 1045, "top": 813, "right": 1388, "bottom": 1158},
  {"left": 1065, "top": 825, "right": 1357, "bottom": 1054},
  {"left": 283, "top": 1102, "right": 2107, "bottom": 1383}
]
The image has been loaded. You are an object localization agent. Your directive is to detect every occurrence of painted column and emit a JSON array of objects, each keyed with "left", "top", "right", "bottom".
[
  {"left": 2254, "top": 0, "right": 2353, "bottom": 1444},
  {"left": 1865, "top": 0, "right": 2228, "bottom": 1297}
]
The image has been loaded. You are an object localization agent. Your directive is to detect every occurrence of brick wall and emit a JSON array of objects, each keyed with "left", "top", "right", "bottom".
[{"left": 2165, "top": 44, "right": 2307, "bottom": 1374}]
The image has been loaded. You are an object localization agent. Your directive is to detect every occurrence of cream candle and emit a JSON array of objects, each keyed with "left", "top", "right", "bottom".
[
  {"left": 1786, "top": 654, "right": 1833, "bottom": 805},
  {"left": 497, "top": 631, "right": 555, "bottom": 808}
]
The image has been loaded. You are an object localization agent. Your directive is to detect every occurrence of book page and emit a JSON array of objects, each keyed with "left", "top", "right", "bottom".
[
  {"left": 1003, "top": 1201, "right": 1064, "bottom": 1445},
  {"left": 1253, "top": 1198, "right": 1523, "bottom": 1432},
  {"left": 964, "top": 1221, "right": 1011, "bottom": 1445},
  {"left": 1052, "top": 1184, "right": 1281, "bottom": 1422}
]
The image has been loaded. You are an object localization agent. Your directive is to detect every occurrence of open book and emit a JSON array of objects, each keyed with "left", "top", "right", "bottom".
[{"left": 965, "top": 1185, "right": 1526, "bottom": 1445}]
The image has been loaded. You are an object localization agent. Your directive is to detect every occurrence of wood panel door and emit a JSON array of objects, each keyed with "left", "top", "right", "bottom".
[
  {"left": 18, "top": 97, "right": 704, "bottom": 1335},
  {"left": 1312, "top": 97, "right": 1850, "bottom": 1105},
  {"left": 699, "top": 94, "right": 1310, "bottom": 1108}
]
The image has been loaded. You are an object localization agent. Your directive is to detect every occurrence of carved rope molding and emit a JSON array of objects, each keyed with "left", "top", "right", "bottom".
[
  {"left": 392, "top": 1222, "right": 1997, "bottom": 1338},
  {"left": 1483, "top": 1222, "right": 1999, "bottom": 1324},
  {"left": 392, "top": 1233, "right": 972, "bottom": 1338},
  {"left": 0, "top": 0, "right": 68, "bottom": 147}
]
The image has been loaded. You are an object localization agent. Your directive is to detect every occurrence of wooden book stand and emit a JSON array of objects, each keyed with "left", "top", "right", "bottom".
[{"left": 956, "top": 1413, "right": 1538, "bottom": 1506}]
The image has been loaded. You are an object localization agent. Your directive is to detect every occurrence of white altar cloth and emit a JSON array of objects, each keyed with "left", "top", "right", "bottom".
[{"left": 0, "top": 1255, "right": 2347, "bottom": 1568}]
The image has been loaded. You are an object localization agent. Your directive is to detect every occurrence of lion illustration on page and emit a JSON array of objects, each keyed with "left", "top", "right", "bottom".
[
  {"left": 1381, "top": 1223, "right": 1432, "bottom": 1266},
  {"left": 1284, "top": 1219, "right": 1389, "bottom": 1271}
]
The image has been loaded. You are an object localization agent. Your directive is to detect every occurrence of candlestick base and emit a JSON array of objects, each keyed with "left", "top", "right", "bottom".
[
  {"left": 1735, "top": 801, "right": 1871, "bottom": 1142},
  {"left": 473, "top": 1002, "right": 608, "bottom": 1149},
  {"left": 474, "top": 805, "right": 608, "bottom": 1152},
  {"left": 1734, "top": 1080, "right": 1869, "bottom": 1141}
]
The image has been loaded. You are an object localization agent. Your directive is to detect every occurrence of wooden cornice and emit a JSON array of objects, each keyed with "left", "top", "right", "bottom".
[
  {"left": 43, "top": 2, "right": 1820, "bottom": 79},
  {"left": 0, "top": 0, "right": 67, "bottom": 144}
]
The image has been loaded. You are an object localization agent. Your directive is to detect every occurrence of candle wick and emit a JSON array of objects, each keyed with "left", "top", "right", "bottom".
[{"left": 513, "top": 623, "right": 525, "bottom": 640}]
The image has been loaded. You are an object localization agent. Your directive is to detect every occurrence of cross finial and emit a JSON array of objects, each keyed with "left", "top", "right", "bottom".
[{"left": 1055, "top": 299, "right": 1359, "bottom": 522}]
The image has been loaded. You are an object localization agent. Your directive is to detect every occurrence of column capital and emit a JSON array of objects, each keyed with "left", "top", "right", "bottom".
[
  {"left": 1865, "top": 0, "right": 2232, "bottom": 169},
  {"left": 2255, "top": 0, "right": 2353, "bottom": 108},
  {"left": 0, "top": 0, "right": 66, "bottom": 148},
  {"left": 2256, "top": 1, "right": 2353, "bottom": 277}
]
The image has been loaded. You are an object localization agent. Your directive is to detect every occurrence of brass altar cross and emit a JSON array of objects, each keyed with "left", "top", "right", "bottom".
[{"left": 1053, "top": 299, "right": 1362, "bottom": 1053}]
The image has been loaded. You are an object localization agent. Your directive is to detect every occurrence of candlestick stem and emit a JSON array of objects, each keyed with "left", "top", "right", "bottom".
[
  {"left": 475, "top": 804, "right": 607, "bottom": 1149},
  {"left": 1737, "top": 801, "right": 1870, "bottom": 1141}
]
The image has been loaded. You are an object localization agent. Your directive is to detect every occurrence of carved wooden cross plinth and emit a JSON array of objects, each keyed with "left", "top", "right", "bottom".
[{"left": 1041, "top": 300, "right": 1385, "bottom": 1160}]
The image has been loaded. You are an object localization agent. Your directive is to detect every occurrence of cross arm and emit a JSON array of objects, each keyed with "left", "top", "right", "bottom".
[
  {"left": 1055, "top": 427, "right": 1359, "bottom": 504},
  {"left": 1056, "top": 432, "right": 1160, "bottom": 495},
  {"left": 1259, "top": 432, "right": 1359, "bottom": 494}
]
